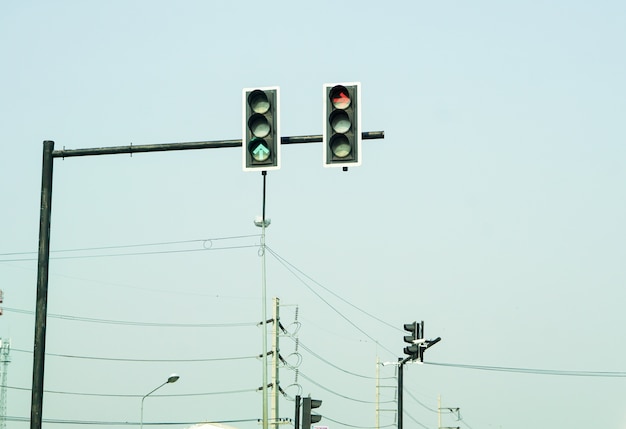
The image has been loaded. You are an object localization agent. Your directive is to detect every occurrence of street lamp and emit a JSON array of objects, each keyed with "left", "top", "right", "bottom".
[{"left": 140, "top": 374, "right": 179, "bottom": 429}]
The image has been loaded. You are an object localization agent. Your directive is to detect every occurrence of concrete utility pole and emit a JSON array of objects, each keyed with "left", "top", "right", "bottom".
[
  {"left": 438, "top": 395, "right": 460, "bottom": 429},
  {"left": 271, "top": 297, "right": 280, "bottom": 429},
  {"left": 0, "top": 339, "right": 10, "bottom": 429}
]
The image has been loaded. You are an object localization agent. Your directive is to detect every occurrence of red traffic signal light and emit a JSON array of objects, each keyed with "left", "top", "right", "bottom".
[{"left": 323, "top": 82, "right": 361, "bottom": 168}]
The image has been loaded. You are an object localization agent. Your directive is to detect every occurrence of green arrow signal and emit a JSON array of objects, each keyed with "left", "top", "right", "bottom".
[{"left": 250, "top": 139, "right": 270, "bottom": 162}]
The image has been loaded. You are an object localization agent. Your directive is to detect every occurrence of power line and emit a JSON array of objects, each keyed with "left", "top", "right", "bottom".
[
  {"left": 404, "top": 410, "right": 431, "bottom": 429},
  {"left": 322, "top": 414, "right": 396, "bottom": 429},
  {"left": 10, "top": 347, "right": 258, "bottom": 363},
  {"left": 297, "top": 371, "right": 390, "bottom": 404},
  {"left": 0, "top": 244, "right": 259, "bottom": 262},
  {"left": 459, "top": 418, "right": 475, "bottom": 429},
  {"left": 4, "top": 415, "right": 260, "bottom": 425},
  {"left": 404, "top": 389, "right": 438, "bottom": 413},
  {"left": 267, "top": 247, "right": 401, "bottom": 332},
  {"left": 266, "top": 247, "right": 396, "bottom": 357},
  {"left": 0, "top": 235, "right": 260, "bottom": 257},
  {"left": 4, "top": 384, "right": 258, "bottom": 398},
  {"left": 288, "top": 338, "right": 393, "bottom": 380},
  {"left": 3, "top": 307, "right": 257, "bottom": 328},
  {"left": 426, "top": 361, "right": 626, "bottom": 377},
  {"left": 0, "top": 235, "right": 261, "bottom": 263}
]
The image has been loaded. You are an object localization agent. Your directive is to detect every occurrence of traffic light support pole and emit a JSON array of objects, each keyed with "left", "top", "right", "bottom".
[
  {"left": 31, "top": 140, "right": 54, "bottom": 429},
  {"left": 31, "top": 131, "right": 383, "bottom": 429},
  {"left": 51, "top": 131, "right": 384, "bottom": 158},
  {"left": 294, "top": 395, "right": 301, "bottom": 429},
  {"left": 397, "top": 356, "right": 410, "bottom": 429}
]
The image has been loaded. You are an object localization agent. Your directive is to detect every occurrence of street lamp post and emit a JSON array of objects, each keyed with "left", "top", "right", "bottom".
[{"left": 140, "top": 374, "right": 179, "bottom": 429}]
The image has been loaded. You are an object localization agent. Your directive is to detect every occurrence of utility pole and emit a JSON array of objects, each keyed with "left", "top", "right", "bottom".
[
  {"left": 271, "top": 297, "right": 280, "bottom": 429},
  {"left": 376, "top": 358, "right": 397, "bottom": 429},
  {"left": 438, "top": 395, "right": 460, "bottom": 429},
  {"left": 0, "top": 339, "right": 9, "bottom": 429}
]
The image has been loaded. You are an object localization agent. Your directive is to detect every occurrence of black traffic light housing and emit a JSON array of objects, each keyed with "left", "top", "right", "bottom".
[
  {"left": 302, "top": 396, "right": 322, "bottom": 429},
  {"left": 243, "top": 86, "right": 280, "bottom": 171},
  {"left": 403, "top": 321, "right": 422, "bottom": 361},
  {"left": 323, "top": 82, "right": 361, "bottom": 168}
]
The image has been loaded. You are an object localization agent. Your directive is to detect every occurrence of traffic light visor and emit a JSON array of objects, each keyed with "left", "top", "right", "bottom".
[
  {"left": 404, "top": 323, "right": 417, "bottom": 332},
  {"left": 329, "top": 85, "right": 351, "bottom": 109},
  {"left": 248, "top": 90, "right": 271, "bottom": 114},
  {"left": 404, "top": 344, "right": 419, "bottom": 354}
]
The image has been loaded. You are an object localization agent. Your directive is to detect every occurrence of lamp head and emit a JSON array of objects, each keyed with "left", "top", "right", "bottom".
[{"left": 167, "top": 374, "right": 180, "bottom": 383}]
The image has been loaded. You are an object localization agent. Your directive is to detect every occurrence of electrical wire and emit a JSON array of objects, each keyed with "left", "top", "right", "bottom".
[
  {"left": 9, "top": 309, "right": 623, "bottom": 378},
  {"left": 297, "top": 371, "right": 392, "bottom": 404},
  {"left": 404, "top": 410, "right": 431, "bottom": 429},
  {"left": 460, "top": 418, "right": 475, "bottom": 429},
  {"left": 10, "top": 347, "right": 257, "bottom": 363},
  {"left": 267, "top": 247, "right": 401, "bottom": 332},
  {"left": 3, "top": 307, "right": 257, "bottom": 328},
  {"left": 403, "top": 389, "right": 438, "bottom": 413},
  {"left": 266, "top": 247, "right": 396, "bottom": 357},
  {"left": 3, "top": 415, "right": 260, "bottom": 425},
  {"left": 0, "top": 244, "right": 259, "bottom": 262},
  {"left": 425, "top": 361, "right": 626, "bottom": 377},
  {"left": 322, "top": 415, "right": 396, "bottom": 429},
  {"left": 286, "top": 338, "right": 393, "bottom": 380},
  {"left": 0, "top": 235, "right": 260, "bottom": 257},
  {"left": 4, "top": 384, "right": 258, "bottom": 398},
  {"left": 0, "top": 235, "right": 260, "bottom": 263}
]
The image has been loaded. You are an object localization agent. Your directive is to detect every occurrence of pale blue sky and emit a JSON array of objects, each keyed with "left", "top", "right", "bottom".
[{"left": 1, "top": 1, "right": 625, "bottom": 429}]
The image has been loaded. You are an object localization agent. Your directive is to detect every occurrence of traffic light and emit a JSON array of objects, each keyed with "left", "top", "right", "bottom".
[
  {"left": 403, "top": 321, "right": 419, "bottom": 360},
  {"left": 302, "top": 396, "right": 322, "bottom": 429},
  {"left": 243, "top": 86, "right": 280, "bottom": 171},
  {"left": 323, "top": 82, "right": 361, "bottom": 168}
]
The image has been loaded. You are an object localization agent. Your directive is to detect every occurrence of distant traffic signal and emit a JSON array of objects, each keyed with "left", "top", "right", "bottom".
[
  {"left": 243, "top": 87, "right": 280, "bottom": 171},
  {"left": 403, "top": 321, "right": 421, "bottom": 361},
  {"left": 323, "top": 82, "right": 361, "bottom": 168},
  {"left": 302, "top": 396, "right": 322, "bottom": 429}
]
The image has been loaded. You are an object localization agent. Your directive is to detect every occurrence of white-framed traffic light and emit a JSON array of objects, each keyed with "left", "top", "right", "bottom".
[
  {"left": 243, "top": 86, "right": 281, "bottom": 171},
  {"left": 323, "top": 82, "right": 361, "bottom": 168}
]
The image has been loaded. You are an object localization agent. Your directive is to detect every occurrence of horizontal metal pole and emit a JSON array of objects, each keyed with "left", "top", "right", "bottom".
[{"left": 52, "top": 131, "right": 384, "bottom": 158}]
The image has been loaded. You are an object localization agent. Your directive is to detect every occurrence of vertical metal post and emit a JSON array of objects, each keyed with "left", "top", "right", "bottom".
[
  {"left": 398, "top": 358, "right": 404, "bottom": 429},
  {"left": 31, "top": 140, "right": 55, "bottom": 429},
  {"left": 261, "top": 171, "right": 268, "bottom": 429},
  {"left": 294, "top": 395, "right": 301, "bottom": 429}
]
